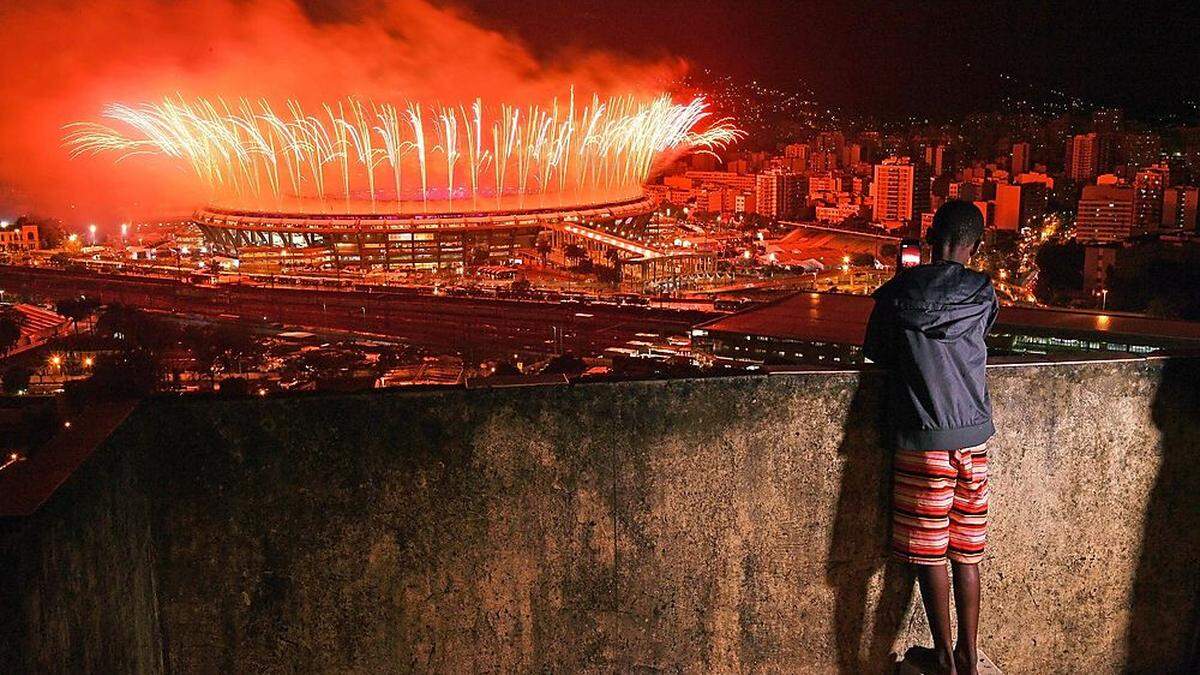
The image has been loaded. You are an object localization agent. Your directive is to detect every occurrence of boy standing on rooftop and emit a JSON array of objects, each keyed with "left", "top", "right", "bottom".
[{"left": 863, "top": 200, "right": 999, "bottom": 675}]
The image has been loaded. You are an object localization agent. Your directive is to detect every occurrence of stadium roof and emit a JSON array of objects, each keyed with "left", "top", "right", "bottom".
[{"left": 695, "top": 292, "right": 1200, "bottom": 347}]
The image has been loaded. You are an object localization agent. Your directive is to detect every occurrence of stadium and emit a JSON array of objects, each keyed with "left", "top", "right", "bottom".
[{"left": 191, "top": 193, "right": 659, "bottom": 273}]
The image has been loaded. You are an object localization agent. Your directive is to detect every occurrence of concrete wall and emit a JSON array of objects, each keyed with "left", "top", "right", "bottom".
[
  {"left": 2, "top": 357, "right": 1198, "bottom": 673},
  {"left": 0, "top": 425, "right": 162, "bottom": 673}
]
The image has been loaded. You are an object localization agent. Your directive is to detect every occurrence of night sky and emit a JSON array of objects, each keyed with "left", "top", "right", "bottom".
[{"left": 450, "top": 0, "right": 1200, "bottom": 120}]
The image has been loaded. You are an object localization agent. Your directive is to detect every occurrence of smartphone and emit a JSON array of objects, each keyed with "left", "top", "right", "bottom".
[{"left": 897, "top": 238, "right": 922, "bottom": 272}]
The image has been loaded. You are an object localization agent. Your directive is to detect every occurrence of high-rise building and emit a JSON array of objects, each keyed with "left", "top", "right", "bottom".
[
  {"left": 855, "top": 135, "right": 879, "bottom": 165},
  {"left": 1162, "top": 185, "right": 1199, "bottom": 230},
  {"left": 1066, "top": 133, "right": 1099, "bottom": 181},
  {"left": 807, "top": 173, "right": 842, "bottom": 201},
  {"left": 1090, "top": 109, "right": 1124, "bottom": 173},
  {"left": 872, "top": 157, "right": 930, "bottom": 226},
  {"left": 734, "top": 192, "right": 756, "bottom": 214},
  {"left": 783, "top": 143, "right": 810, "bottom": 172},
  {"left": 1011, "top": 142, "right": 1031, "bottom": 175},
  {"left": 924, "top": 145, "right": 941, "bottom": 176},
  {"left": 993, "top": 183, "right": 1032, "bottom": 230},
  {"left": 920, "top": 212, "right": 935, "bottom": 238},
  {"left": 996, "top": 182, "right": 1049, "bottom": 232},
  {"left": 1096, "top": 133, "right": 1121, "bottom": 174},
  {"left": 815, "top": 131, "right": 846, "bottom": 158},
  {"left": 994, "top": 184, "right": 1022, "bottom": 231},
  {"left": 754, "top": 171, "right": 806, "bottom": 219},
  {"left": 684, "top": 171, "right": 756, "bottom": 192},
  {"left": 993, "top": 181, "right": 1051, "bottom": 230},
  {"left": 784, "top": 142, "right": 809, "bottom": 159},
  {"left": 1132, "top": 165, "right": 1169, "bottom": 233},
  {"left": 807, "top": 151, "right": 839, "bottom": 172},
  {"left": 950, "top": 181, "right": 975, "bottom": 202},
  {"left": 1019, "top": 183, "right": 1049, "bottom": 230},
  {"left": 1076, "top": 184, "right": 1134, "bottom": 243},
  {"left": 972, "top": 201, "right": 995, "bottom": 229},
  {"left": 1083, "top": 245, "right": 1119, "bottom": 295},
  {"left": 1015, "top": 172, "right": 1055, "bottom": 189},
  {"left": 697, "top": 185, "right": 744, "bottom": 215},
  {"left": 843, "top": 143, "right": 863, "bottom": 167},
  {"left": 1122, "top": 133, "right": 1162, "bottom": 169}
]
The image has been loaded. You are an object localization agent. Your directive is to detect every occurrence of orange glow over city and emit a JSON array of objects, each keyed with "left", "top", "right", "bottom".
[{"left": 0, "top": 0, "right": 693, "bottom": 226}]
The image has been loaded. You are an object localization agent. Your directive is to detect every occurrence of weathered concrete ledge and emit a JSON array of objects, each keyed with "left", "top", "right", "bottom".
[{"left": 2, "top": 357, "right": 1198, "bottom": 673}]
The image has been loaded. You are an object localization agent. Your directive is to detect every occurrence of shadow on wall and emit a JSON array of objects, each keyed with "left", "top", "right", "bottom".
[
  {"left": 1127, "top": 358, "right": 1200, "bottom": 673},
  {"left": 825, "top": 371, "right": 915, "bottom": 674}
]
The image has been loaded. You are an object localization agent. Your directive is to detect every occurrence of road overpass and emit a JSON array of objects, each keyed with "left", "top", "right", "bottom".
[{"left": 0, "top": 265, "right": 713, "bottom": 362}]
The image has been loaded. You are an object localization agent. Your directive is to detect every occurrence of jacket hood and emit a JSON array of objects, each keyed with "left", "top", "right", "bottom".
[{"left": 877, "top": 262, "right": 995, "bottom": 341}]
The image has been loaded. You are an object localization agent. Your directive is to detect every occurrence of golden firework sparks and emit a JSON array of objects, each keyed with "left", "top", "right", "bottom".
[{"left": 64, "top": 93, "right": 742, "bottom": 210}]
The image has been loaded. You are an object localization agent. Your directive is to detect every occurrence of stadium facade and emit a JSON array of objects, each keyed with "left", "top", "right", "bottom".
[
  {"left": 190, "top": 194, "right": 720, "bottom": 291},
  {"left": 192, "top": 195, "right": 657, "bottom": 273}
]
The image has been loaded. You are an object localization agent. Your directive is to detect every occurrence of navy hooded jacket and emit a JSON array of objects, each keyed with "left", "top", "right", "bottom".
[{"left": 863, "top": 260, "right": 998, "bottom": 450}]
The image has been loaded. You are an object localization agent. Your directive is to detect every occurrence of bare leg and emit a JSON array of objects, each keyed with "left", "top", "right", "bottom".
[
  {"left": 951, "top": 562, "right": 980, "bottom": 675},
  {"left": 915, "top": 563, "right": 956, "bottom": 674}
]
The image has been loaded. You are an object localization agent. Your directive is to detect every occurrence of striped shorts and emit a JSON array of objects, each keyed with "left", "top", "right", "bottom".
[{"left": 891, "top": 444, "right": 989, "bottom": 565}]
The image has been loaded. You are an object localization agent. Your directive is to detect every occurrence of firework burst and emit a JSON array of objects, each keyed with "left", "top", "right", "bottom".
[{"left": 64, "top": 92, "right": 741, "bottom": 211}]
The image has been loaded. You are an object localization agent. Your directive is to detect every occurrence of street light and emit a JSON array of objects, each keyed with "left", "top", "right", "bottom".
[
  {"left": 1101, "top": 288, "right": 1108, "bottom": 310},
  {"left": 88, "top": 224, "right": 97, "bottom": 245}
]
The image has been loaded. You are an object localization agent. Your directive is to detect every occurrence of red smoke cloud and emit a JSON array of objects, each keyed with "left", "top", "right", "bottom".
[{"left": 0, "top": 0, "right": 683, "bottom": 228}]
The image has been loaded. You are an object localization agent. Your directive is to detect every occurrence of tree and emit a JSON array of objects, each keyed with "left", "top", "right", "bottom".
[
  {"left": 24, "top": 217, "right": 65, "bottom": 249},
  {"left": 1106, "top": 241, "right": 1200, "bottom": 320},
  {"left": 2, "top": 366, "right": 32, "bottom": 395},
  {"left": 535, "top": 235, "right": 552, "bottom": 262},
  {"left": 596, "top": 266, "right": 621, "bottom": 284},
  {"left": 211, "top": 325, "right": 258, "bottom": 374},
  {"left": 81, "top": 350, "right": 158, "bottom": 398},
  {"left": 850, "top": 252, "right": 877, "bottom": 267},
  {"left": 563, "top": 244, "right": 586, "bottom": 264},
  {"left": 491, "top": 360, "right": 521, "bottom": 376},
  {"left": 183, "top": 324, "right": 260, "bottom": 387},
  {"left": 0, "top": 311, "right": 21, "bottom": 355},
  {"left": 97, "top": 304, "right": 179, "bottom": 352},
  {"left": 219, "top": 376, "right": 251, "bottom": 396},
  {"left": 56, "top": 296, "right": 101, "bottom": 334},
  {"left": 542, "top": 352, "right": 587, "bottom": 376},
  {"left": 1034, "top": 241, "right": 1084, "bottom": 305},
  {"left": 186, "top": 326, "right": 226, "bottom": 387}
]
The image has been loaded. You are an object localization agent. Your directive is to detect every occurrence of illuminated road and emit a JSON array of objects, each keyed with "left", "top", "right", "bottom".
[{"left": 0, "top": 266, "right": 714, "bottom": 362}]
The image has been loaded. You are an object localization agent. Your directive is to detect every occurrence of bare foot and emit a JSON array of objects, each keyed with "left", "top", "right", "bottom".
[
  {"left": 904, "top": 646, "right": 957, "bottom": 675},
  {"left": 953, "top": 645, "right": 979, "bottom": 675}
]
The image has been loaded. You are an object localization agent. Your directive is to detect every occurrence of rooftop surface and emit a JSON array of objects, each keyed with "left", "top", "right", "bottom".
[{"left": 696, "top": 291, "right": 1200, "bottom": 347}]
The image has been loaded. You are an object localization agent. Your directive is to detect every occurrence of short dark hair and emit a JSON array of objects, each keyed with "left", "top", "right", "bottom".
[{"left": 927, "top": 200, "right": 984, "bottom": 250}]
